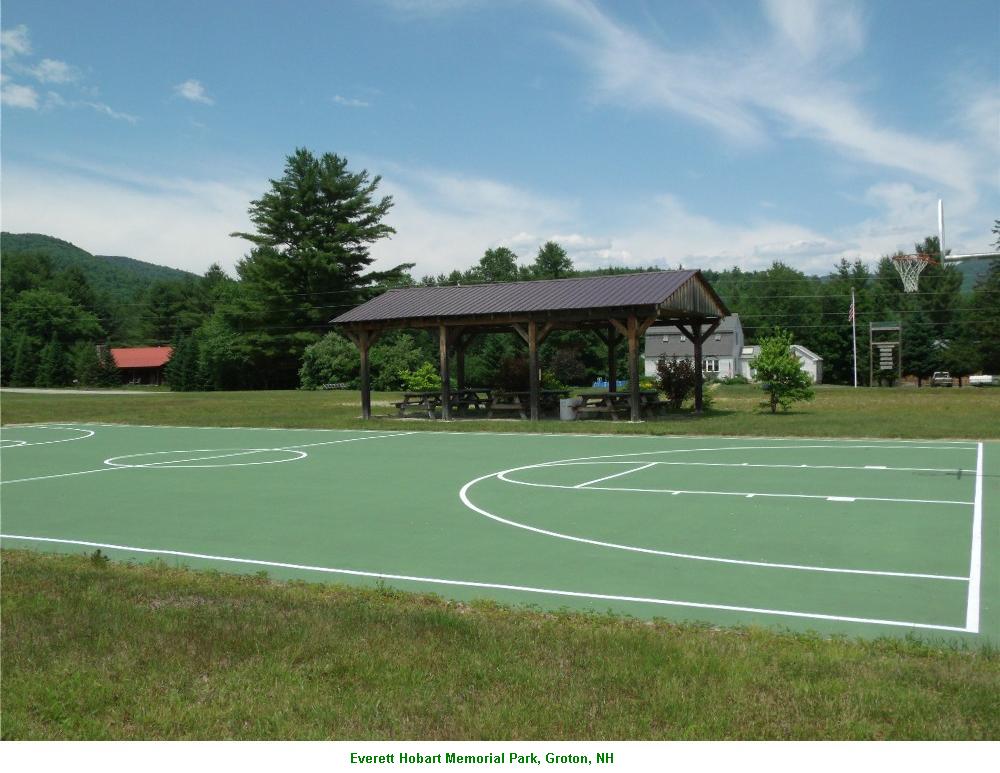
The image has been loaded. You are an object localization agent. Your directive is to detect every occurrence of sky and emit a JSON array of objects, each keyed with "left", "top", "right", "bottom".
[{"left": 2, "top": 0, "right": 997, "bottom": 279}]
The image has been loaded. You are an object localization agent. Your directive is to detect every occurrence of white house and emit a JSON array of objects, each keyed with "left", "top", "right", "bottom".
[
  {"left": 644, "top": 314, "right": 823, "bottom": 383},
  {"left": 739, "top": 344, "right": 824, "bottom": 384}
]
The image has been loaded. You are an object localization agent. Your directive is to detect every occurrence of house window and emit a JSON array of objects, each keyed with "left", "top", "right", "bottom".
[
  {"left": 715, "top": 334, "right": 722, "bottom": 341},
  {"left": 679, "top": 335, "right": 686, "bottom": 342},
  {"left": 661, "top": 336, "right": 669, "bottom": 342},
  {"left": 703, "top": 358, "right": 719, "bottom": 373}
]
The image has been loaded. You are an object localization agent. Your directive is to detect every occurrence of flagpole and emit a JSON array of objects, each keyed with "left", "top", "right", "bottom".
[{"left": 851, "top": 287, "right": 858, "bottom": 388}]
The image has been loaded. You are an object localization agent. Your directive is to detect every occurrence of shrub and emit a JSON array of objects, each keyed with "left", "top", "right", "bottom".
[
  {"left": 719, "top": 374, "right": 749, "bottom": 385},
  {"left": 299, "top": 333, "right": 359, "bottom": 389},
  {"left": 541, "top": 370, "right": 567, "bottom": 390},
  {"left": 399, "top": 363, "right": 442, "bottom": 391},
  {"left": 493, "top": 356, "right": 529, "bottom": 391},
  {"left": 655, "top": 356, "right": 696, "bottom": 410},
  {"left": 544, "top": 349, "right": 588, "bottom": 386}
]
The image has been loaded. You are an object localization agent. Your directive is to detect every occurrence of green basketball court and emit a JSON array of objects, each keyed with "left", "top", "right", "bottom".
[{"left": 1, "top": 423, "right": 995, "bottom": 643}]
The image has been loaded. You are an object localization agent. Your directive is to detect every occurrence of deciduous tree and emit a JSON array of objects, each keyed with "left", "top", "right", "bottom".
[{"left": 750, "top": 330, "right": 815, "bottom": 413}]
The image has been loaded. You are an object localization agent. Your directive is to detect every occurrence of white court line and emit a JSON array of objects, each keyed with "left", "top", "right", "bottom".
[
  {"left": 545, "top": 460, "right": 973, "bottom": 474},
  {"left": 966, "top": 442, "right": 984, "bottom": 632},
  {"left": 1, "top": 467, "right": 130, "bottom": 485},
  {"left": 0, "top": 427, "right": 95, "bottom": 447},
  {"left": 499, "top": 472, "right": 972, "bottom": 507},
  {"left": 460, "top": 469, "right": 968, "bottom": 582},
  {"left": 574, "top": 463, "right": 658, "bottom": 488},
  {"left": 22, "top": 421, "right": 981, "bottom": 447},
  {"left": 281, "top": 432, "right": 417, "bottom": 450},
  {"left": 0, "top": 431, "right": 414, "bottom": 483},
  {"left": 0, "top": 534, "right": 971, "bottom": 634}
]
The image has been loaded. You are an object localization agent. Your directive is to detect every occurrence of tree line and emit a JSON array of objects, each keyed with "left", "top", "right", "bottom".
[{"left": 2, "top": 146, "right": 998, "bottom": 391}]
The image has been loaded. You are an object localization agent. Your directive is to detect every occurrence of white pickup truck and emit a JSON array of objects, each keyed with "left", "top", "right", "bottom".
[{"left": 930, "top": 371, "right": 953, "bottom": 387}]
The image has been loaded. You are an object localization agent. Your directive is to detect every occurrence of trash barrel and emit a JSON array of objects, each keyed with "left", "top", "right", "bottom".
[{"left": 560, "top": 397, "right": 581, "bottom": 421}]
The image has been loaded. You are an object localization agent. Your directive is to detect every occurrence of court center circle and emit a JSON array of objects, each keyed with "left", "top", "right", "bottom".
[
  {"left": 0, "top": 426, "right": 95, "bottom": 447},
  {"left": 104, "top": 448, "right": 307, "bottom": 469}
]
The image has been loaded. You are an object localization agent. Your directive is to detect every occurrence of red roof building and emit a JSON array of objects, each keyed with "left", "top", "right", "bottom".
[{"left": 110, "top": 346, "right": 173, "bottom": 385}]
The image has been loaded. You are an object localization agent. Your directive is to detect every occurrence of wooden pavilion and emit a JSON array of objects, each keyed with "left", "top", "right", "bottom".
[{"left": 331, "top": 270, "right": 730, "bottom": 422}]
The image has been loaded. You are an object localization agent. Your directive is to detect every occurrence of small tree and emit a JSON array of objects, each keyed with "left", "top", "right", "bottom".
[
  {"left": 96, "top": 344, "right": 121, "bottom": 387},
  {"left": 750, "top": 330, "right": 815, "bottom": 413},
  {"left": 655, "top": 355, "right": 696, "bottom": 410}
]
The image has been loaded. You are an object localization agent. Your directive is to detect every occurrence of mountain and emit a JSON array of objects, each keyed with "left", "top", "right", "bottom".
[{"left": 0, "top": 232, "right": 197, "bottom": 302}]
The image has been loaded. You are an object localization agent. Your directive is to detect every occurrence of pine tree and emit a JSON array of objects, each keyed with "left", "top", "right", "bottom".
[
  {"left": 231, "top": 148, "right": 408, "bottom": 388},
  {"left": 71, "top": 342, "right": 102, "bottom": 387},
  {"left": 96, "top": 344, "right": 121, "bottom": 387},
  {"left": 35, "top": 334, "right": 70, "bottom": 387},
  {"left": 902, "top": 310, "right": 940, "bottom": 387},
  {"left": 10, "top": 333, "right": 38, "bottom": 387}
]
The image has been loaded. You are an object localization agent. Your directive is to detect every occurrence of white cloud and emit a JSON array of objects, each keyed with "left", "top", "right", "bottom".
[
  {"left": 174, "top": 79, "right": 214, "bottom": 105},
  {"left": 1, "top": 79, "right": 40, "bottom": 109},
  {"left": 28, "top": 58, "right": 79, "bottom": 83},
  {"left": 761, "top": 0, "right": 864, "bottom": 63},
  {"left": 1, "top": 25, "right": 31, "bottom": 59},
  {"left": 548, "top": 0, "right": 979, "bottom": 194},
  {"left": 83, "top": 101, "right": 139, "bottom": 124},
  {"left": 332, "top": 94, "right": 370, "bottom": 108}
]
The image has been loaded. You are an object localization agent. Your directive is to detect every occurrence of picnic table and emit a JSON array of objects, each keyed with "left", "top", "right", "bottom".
[
  {"left": 487, "top": 389, "right": 571, "bottom": 419},
  {"left": 576, "top": 390, "right": 663, "bottom": 420},
  {"left": 395, "top": 388, "right": 493, "bottom": 418}
]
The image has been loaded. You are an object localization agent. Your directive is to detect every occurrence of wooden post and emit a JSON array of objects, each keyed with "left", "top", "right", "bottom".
[
  {"left": 627, "top": 315, "right": 640, "bottom": 422},
  {"left": 528, "top": 320, "right": 540, "bottom": 421},
  {"left": 692, "top": 321, "right": 704, "bottom": 413},
  {"left": 359, "top": 330, "right": 372, "bottom": 420},
  {"left": 608, "top": 325, "right": 618, "bottom": 393},
  {"left": 439, "top": 324, "right": 451, "bottom": 420},
  {"left": 455, "top": 335, "right": 466, "bottom": 392}
]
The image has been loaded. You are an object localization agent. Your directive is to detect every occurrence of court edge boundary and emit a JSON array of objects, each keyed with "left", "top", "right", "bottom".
[
  {"left": 2, "top": 421, "right": 984, "bottom": 446},
  {"left": 0, "top": 534, "right": 972, "bottom": 635}
]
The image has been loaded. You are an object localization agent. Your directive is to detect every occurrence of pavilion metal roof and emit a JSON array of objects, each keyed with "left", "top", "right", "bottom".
[{"left": 331, "top": 270, "right": 728, "bottom": 326}]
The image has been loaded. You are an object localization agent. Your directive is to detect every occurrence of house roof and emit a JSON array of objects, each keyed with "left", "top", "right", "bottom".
[
  {"left": 331, "top": 270, "right": 729, "bottom": 326},
  {"left": 111, "top": 346, "right": 173, "bottom": 368}
]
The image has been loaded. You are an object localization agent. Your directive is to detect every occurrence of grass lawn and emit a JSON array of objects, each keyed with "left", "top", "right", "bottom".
[
  {"left": 3, "top": 383, "right": 999, "bottom": 439},
  {"left": 3, "top": 549, "right": 998, "bottom": 740}
]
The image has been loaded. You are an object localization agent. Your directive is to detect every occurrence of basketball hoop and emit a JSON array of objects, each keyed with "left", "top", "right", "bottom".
[{"left": 891, "top": 254, "right": 935, "bottom": 293}]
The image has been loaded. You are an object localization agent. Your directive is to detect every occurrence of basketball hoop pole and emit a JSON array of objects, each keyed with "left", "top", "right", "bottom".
[{"left": 938, "top": 198, "right": 945, "bottom": 258}]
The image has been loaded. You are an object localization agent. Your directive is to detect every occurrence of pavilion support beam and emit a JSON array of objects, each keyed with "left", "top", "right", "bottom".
[
  {"left": 454, "top": 330, "right": 474, "bottom": 392},
  {"left": 528, "top": 320, "right": 540, "bottom": 421},
  {"left": 691, "top": 321, "right": 704, "bottom": 414},
  {"left": 455, "top": 343, "right": 466, "bottom": 391},
  {"left": 676, "top": 318, "right": 722, "bottom": 415},
  {"left": 356, "top": 330, "right": 373, "bottom": 420},
  {"left": 439, "top": 324, "right": 451, "bottom": 420},
  {"left": 627, "top": 315, "right": 641, "bottom": 422},
  {"left": 607, "top": 326, "right": 618, "bottom": 392}
]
